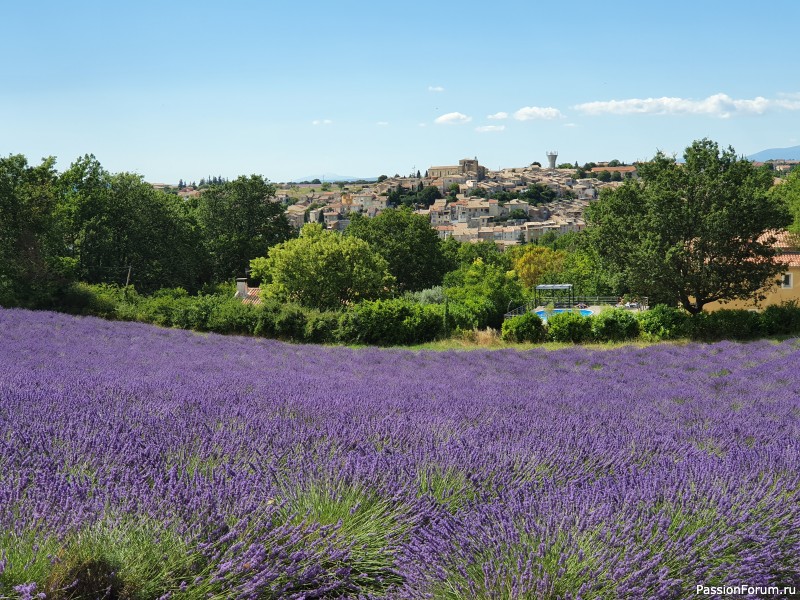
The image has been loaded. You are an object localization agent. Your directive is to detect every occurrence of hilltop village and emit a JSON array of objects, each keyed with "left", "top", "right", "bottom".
[{"left": 270, "top": 157, "right": 638, "bottom": 249}]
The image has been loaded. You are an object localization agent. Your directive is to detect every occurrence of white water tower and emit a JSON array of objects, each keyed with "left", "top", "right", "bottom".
[{"left": 546, "top": 151, "right": 558, "bottom": 170}]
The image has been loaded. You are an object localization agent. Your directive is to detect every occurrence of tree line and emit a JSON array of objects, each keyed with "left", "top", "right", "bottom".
[
  {"left": 2, "top": 140, "right": 797, "bottom": 337},
  {"left": 0, "top": 154, "right": 290, "bottom": 307}
]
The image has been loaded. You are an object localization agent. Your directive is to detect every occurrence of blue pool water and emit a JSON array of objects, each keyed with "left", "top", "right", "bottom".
[{"left": 535, "top": 308, "right": 594, "bottom": 321}]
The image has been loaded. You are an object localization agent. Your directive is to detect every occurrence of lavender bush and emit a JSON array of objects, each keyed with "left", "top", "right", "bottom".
[{"left": 1, "top": 308, "right": 798, "bottom": 599}]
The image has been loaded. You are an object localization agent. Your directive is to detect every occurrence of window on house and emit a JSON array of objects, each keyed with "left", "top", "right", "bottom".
[{"left": 781, "top": 273, "right": 793, "bottom": 289}]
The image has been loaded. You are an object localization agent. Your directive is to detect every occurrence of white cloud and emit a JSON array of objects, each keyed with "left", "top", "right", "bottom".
[
  {"left": 564, "top": 122, "right": 577, "bottom": 128},
  {"left": 312, "top": 119, "right": 333, "bottom": 125},
  {"left": 487, "top": 111, "right": 508, "bottom": 120},
  {"left": 475, "top": 125, "right": 505, "bottom": 133},
  {"left": 775, "top": 98, "right": 800, "bottom": 110},
  {"left": 428, "top": 85, "right": 445, "bottom": 92},
  {"left": 376, "top": 121, "right": 389, "bottom": 126},
  {"left": 513, "top": 106, "right": 563, "bottom": 121},
  {"left": 434, "top": 112, "right": 472, "bottom": 125},
  {"left": 574, "top": 93, "right": 800, "bottom": 118},
  {"left": 418, "top": 123, "right": 427, "bottom": 127}
]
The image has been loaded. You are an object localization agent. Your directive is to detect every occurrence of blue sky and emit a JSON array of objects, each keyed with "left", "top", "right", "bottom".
[{"left": 2, "top": 0, "right": 799, "bottom": 183}]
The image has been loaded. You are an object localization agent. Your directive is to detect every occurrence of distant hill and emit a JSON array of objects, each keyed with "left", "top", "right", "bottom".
[
  {"left": 748, "top": 145, "right": 800, "bottom": 162},
  {"left": 288, "top": 174, "right": 378, "bottom": 183}
]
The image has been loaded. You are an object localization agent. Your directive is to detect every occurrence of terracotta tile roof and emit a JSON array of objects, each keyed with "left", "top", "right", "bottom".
[
  {"left": 590, "top": 166, "right": 637, "bottom": 173},
  {"left": 768, "top": 230, "right": 800, "bottom": 250},
  {"left": 776, "top": 253, "right": 800, "bottom": 267},
  {"left": 240, "top": 287, "right": 261, "bottom": 306}
]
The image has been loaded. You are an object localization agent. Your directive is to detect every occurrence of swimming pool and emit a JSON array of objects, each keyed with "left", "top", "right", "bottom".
[{"left": 535, "top": 308, "right": 594, "bottom": 321}]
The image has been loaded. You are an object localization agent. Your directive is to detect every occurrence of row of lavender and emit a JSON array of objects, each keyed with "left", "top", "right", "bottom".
[{"left": 1, "top": 308, "right": 799, "bottom": 599}]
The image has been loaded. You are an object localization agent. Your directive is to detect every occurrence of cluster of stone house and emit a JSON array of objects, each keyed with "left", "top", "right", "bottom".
[
  {"left": 281, "top": 190, "right": 391, "bottom": 231},
  {"left": 241, "top": 159, "right": 800, "bottom": 311},
  {"left": 277, "top": 157, "right": 629, "bottom": 247},
  {"left": 420, "top": 195, "right": 589, "bottom": 248}
]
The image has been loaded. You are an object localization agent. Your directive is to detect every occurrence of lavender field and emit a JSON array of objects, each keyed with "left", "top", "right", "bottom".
[{"left": 1, "top": 308, "right": 799, "bottom": 599}]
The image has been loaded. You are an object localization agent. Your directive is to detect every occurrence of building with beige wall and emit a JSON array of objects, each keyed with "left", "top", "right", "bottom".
[
  {"left": 705, "top": 231, "right": 800, "bottom": 310},
  {"left": 428, "top": 158, "right": 487, "bottom": 180}
]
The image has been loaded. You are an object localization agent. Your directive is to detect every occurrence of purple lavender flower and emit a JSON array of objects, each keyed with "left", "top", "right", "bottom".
[{"left": 0, "top": 308, "right": 798, "bottom": 598}]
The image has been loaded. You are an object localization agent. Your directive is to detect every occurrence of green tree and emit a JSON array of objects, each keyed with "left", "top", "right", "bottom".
[
  {"left": 519, "top": 183, "right": 557, "bottom": 205},
  {"left": 595, "top": 170, "right": 612, "bottom": 182},
  {"left": 769, "top": 167, "right": 800, "bottom": 233},
  {"left": 0, "top": 154, "right": 65, "bottom": 306},
  {"left": 456, "top": 240, "right": 512, "bottom": 270},
  {"left": 345, "top": 208, "right": 450, "bottom": 291},
  {"left": 512, "top": 245, "right": 566, "bottom": 288},
  {"left": 418, "top": 185, "right": 443, "bottom": 207},
  {"left": 586, "top": 139, "right": 791, "bottom": 313},
  {"left": 444, "top": 258, "right": 525, "bottom": 329},
  {"left": 518, "top": 232, "right": 617, "bottom": 296},
  {"left": 60, "top": 156, "right": 203, "bottom": 292},
  {"left": 250, "top": 223, "right": 394, "bottom": 310},
  {"left": 193, "top": 175, "right": 290, "bottom": 282}
]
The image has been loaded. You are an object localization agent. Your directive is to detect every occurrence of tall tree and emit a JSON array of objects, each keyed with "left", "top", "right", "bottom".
[
  {"left": 769, "top": 167, "right": 800, "bottom": 234},
  {"left": 512, "top": 245, "right": 566, "bottom": 288},
  {"left": 586, "top": 139, "right": 791, "bottom": 313},
  {"left": 0, "top": 154, "right": 65, "bottom": 306},
  {"left": 60, "top": 155, "right": 204, "bottom": 292},
  {"left": 346, "top": 208, "right": 449, "bottom": 292},
  {"left": 193, "top": 175, "right": 291, "bottom": 282},
  {"left": 443, "top": 258, "right": 525, "bottom": 329},
  {"left": 250, "top": 223, "right": 394, "bottom": 310}
]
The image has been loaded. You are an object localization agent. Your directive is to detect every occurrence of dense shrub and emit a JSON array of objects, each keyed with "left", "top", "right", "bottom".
[
  {"left": 134, "top": 288, "right": 191, "bottom": 327},
  {"left": 304, "top": 310, "right": 341, "bottom": 344},
  {"left": 273, "top": 303, "right": 308, "bottom": 341},
  {"left": 253, "top": 300, "right": 280, "bottom": 337},
  {"left": 760, "top": 301, "right": 800, "bottom": 336},
  {"left": 204, "top": 297, "right": 261, "bottom": 335},
  {"left": 546, "top": 311, "right": 593, "bottom": 343},
  {"left": 408, "top": 286, "right": 445, "bottom": 305},
  {"left": 337, "top": 299, "right": 443, "bottom": 346},
  {"left": 636, "top": 304, "right": 690, "bottom": 340},
  {"left": 168, "top": 294, "right": 218, "bottom": 330},
  {"left": 444, "top": 260, "right": 525, "bottom": 329},
  {"left": 501, "top": 312, "right": 546, "bottom": 343},
  {"left": 445, "top": 297, "right": 496, "bottom": 332},
  {"left": 591, "top": 309, "right": 640, "bottom": 342},
  {"left": 688, "top": 309, "right": 764, "bottom": 341},
  {"left": 58, "top": 283, "right": 122, "bottom": 318},
  {"left": 46, "top": 283, "right": 800, "bottom": 347}
]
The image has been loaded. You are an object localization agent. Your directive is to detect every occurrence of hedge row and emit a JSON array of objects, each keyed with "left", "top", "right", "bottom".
[
  {"left": 501, "top": 303, "right": 800, "bottom": 344},
  {"left": 57, "top": 283, "right": 479, "bottom": 346},
  {"left": 59, "top": 284, "right": 800, "bottom": 346}
]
